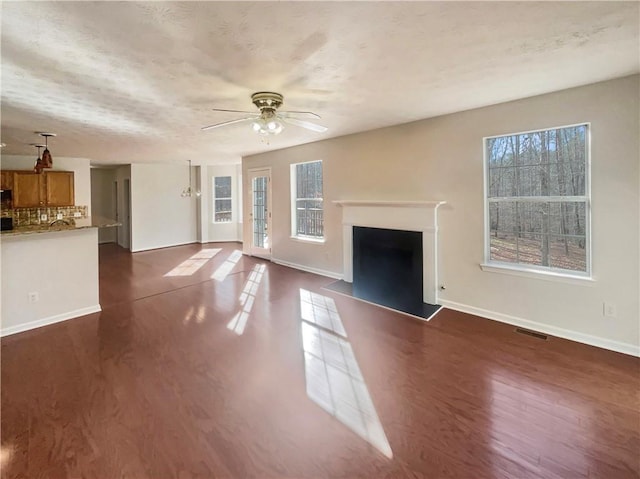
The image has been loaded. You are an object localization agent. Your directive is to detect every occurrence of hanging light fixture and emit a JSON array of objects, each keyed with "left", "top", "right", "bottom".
[
  {"left": 181, "top": 160, "right": 201, "bottom": 197},
  {"left": 30, "top": 143, "right": 46, "bottom": 174},
  {"left": 36, "top": 132, "right": 56, "bottom": 168}
]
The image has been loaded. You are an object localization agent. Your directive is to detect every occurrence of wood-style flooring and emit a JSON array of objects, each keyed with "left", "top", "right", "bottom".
[{"left": 2, "top": 242, "right": 639, "bottom": 478}]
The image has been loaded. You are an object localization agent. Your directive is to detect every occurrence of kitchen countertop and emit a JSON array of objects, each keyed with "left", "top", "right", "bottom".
[{"left": 1, "top": 216, "right": 121, "bottom": 237}]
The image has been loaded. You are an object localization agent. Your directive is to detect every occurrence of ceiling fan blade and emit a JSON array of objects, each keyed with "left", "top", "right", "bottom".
[
  {"left": 280, "top": 116, "right": 327, "bottom": 133},
  {"left": 201, "top": 117, "right": 256, "bottom": 131},
  {"left": 211, "top": 108, "right": 259, "bottom": 115},
  {"left": 278, "top": 110, "right": 321, "bottom": 120}
]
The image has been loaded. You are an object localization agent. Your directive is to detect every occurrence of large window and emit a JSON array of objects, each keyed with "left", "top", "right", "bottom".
[
  {"left": 213, "top": 176, "right": 232, "bottom": 223},
  {"left": 291, "top": 160, "right": 324, "bottom": 240},
  {"left": 484, "top": 124, "right": 590, "bottom": 276}
]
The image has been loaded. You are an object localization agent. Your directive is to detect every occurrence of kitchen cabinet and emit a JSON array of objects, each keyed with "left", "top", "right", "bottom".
[
  {"left": 1, "top": 171, "right": 14, "bottom": 191},
  {"left": 45, "top": 171, "right": 74, "bottom": 206},
  {"left": 13, "top": 171, "right": 44, "bottom": 207},
  {"left": 10, "top": 170, "right": 75, "bottom": 208}
]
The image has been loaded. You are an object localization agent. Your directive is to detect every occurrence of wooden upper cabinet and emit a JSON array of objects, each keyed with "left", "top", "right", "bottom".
[
  {"left": 10, "top": 170, "right": 75, "bottom": 208},
  {"left": 13, "top": 171, "right": 44, "bottom": 207},
  {"left": 45, "top": 171, "right": 74, "bottom": 206},
  {"left": 1, "top": 170, "right": 14, "bottom": 191}
]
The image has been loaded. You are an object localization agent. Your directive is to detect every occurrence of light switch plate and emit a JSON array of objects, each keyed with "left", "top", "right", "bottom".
[
  {"left": 56, "top": 213, "right": 63, "bottom": 220},
  {"left": 40, "top": 214, "right": 47, "bottom": 221},
  {"left": 73, "top": 212, "right": 82, "bottom": 218}
]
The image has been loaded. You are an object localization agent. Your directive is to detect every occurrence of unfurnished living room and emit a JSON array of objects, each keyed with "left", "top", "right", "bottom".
[{"left": 1, "top": 2, "right": 639, "bottom": 478}]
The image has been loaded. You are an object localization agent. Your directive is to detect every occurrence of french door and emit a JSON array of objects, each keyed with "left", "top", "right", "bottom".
[{"left": 248, "top": 168, "right": 271, "bottom": 258}]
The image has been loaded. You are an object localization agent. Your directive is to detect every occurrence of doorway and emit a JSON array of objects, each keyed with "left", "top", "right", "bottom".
[{"left": 248, "top": 168, "right": 271, "bottom": 258}]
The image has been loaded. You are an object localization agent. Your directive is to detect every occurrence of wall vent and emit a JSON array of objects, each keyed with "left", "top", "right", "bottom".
[{"left": 514, "top": 328, "right": 548, "bottom": 340}]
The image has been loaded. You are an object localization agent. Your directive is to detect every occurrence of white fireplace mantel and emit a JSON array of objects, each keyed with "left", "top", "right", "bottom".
[{"left": 334, "top": 200, "right": 446, "bottom": 305}]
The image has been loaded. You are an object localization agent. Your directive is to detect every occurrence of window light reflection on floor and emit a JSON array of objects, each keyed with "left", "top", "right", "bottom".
[
  {"left": 299, "top": 289, "right": 393, "bottom": 459},
  {"left": 227, "top": 263, "right": 266, "bottom": 335},
  {"left": 164, "top": 248, "right": 221, "bottom": 277},
  {"left": 212, "top": 250, "right": 243, "bottom": 282}
]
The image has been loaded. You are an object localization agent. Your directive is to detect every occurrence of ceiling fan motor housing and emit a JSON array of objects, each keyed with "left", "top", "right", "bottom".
[{"left": 251, "top": 92, "right": 284, "bottom": 112}]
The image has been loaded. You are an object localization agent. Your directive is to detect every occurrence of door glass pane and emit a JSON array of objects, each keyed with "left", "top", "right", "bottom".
[{"left": 252, "top": 176, "right": 268, "bottom": 249}]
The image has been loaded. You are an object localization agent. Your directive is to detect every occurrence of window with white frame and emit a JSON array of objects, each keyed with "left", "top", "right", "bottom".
[
  {"left": 213, "top": 176, "right": 232, "bottom": 223},
  {"left": 291, "top": 160, "right": 324, "bottom": 239},
  {"left": 484, "top": 124, "right": 590, "bottom": 276}
]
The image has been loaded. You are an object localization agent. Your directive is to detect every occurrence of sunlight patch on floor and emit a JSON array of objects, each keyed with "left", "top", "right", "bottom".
[
  {"left": 227, "top": 264, "right": 266, "bottom": 335},
  {"left": 164, "top": 248, "right": 221, "bottom": 277},
  {"left": 212, "top": 250, "right": 243, "bottom": 282},
  {"left": 300, "top": 289, "right": 392, "bottom": 459},
  {"left": 300, "top": 289, "right": 347, "bottom": 337},
  {"left": 0, "top": 444, "right": 14, "bottom": 470}
]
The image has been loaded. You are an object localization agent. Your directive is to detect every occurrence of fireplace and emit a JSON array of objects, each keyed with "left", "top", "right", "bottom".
[
  {"left": 334, "top": 200, "right": 446, "bottom": 313},
  {"left": 353, "top": 226, "right": 423, "bottom": 314}
]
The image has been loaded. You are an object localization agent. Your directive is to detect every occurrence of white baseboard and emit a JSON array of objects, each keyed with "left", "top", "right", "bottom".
[
  {"left": 439, "top": 299, "right": 640, "bottom": 357},
  {"left": 131, "top": 240, "right": 198, "bottom": 253},
  {"left": 204, "top": 239, "right": 242, "bottom": 244},
  {"left": 271, "top": 258, "right": 343, "bottom": 280},
  {"left": 1, "top": 305, "right": 102, "bottom": 337}
]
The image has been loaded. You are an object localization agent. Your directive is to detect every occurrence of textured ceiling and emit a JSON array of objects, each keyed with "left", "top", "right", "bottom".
[{"left": 1, "top": 1, "right": 638, "bottom": 165}]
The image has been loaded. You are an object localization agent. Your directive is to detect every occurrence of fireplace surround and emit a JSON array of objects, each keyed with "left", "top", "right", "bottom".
[{"left": 334, "top": 200, "right": 446, "bottom": 306}]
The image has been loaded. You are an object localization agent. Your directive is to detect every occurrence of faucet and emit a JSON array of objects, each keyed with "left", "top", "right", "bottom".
[{"left": 49, "top": 219, "right": 71, "bottom": 227}]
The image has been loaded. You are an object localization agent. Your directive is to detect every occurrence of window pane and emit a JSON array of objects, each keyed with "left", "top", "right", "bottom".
[
  {"left": 486, "top": 124, "right": 588, "bottom": 274},
  {"left": 486, "top": 125, "right": 587, "bottom": 199},
  {"left": 215, "top": 176, "right": 232, "bottom": 199},
  {"left": 488, "top": 200, "right": 586, "bottom": 270},
  {"left": 213, "top": 176, "right": 232, "bottom": 222},
  {"left": 293, "top": 161, "right": 323, "bottom": 238}
]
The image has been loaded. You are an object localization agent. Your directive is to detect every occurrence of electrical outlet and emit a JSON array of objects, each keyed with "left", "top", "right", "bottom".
[
  {"left": 73, "top": 212, "right": 82, "bottom": 218},
  {"left": 40, "top": 214, "right": 47, "bottom": 221},
  {"left": 56, "top": 213, "right": 63, "bottom": 220},
  {"left": 28, "top": 292, "right": 39, "bottom": 303},
  {"left": 603, "top": 302, "right": 617, "bottom": 318}
]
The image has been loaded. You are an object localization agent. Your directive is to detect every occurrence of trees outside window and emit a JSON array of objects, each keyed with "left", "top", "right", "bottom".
[
  {"left": 213, "top": 176, "right": 232, "bottom": 223},
  {"left": 485, "top": 124, "right": 590, "bottom": 275},
  {"left": 291, "top": 160, "right": 323, "bottom": 239}
]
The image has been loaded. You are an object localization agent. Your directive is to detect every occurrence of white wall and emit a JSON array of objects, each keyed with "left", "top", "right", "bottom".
[
  {"left": 243, "top": 75, "right": 640, "bottom": 355},
  {"left": 130, "top": 163, "right": 197, "bottom": 252},
  {"left": 115, "top": 165, "right": 131, "bottom": 249},
  {"left": 90, "top": 168, "right": 117, "bottom": 243},
  {"left": 1, "top": 155, "right": 92, "bottom": 214},
  {"left": 1, "top": 228, "right": 100, "bottom": 335},
  {"left": 208, "top": 164, "right": 242, "bottom": 242}
]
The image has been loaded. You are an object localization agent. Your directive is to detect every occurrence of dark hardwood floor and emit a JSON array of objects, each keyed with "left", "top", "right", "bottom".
[{"left": 2, "top": 242, "right": 639, "bottom": 478}]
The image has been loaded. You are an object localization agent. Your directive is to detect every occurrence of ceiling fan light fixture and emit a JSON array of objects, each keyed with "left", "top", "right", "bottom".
[{"left": 251, "top": 117, "right": 284, "bottom": 136}]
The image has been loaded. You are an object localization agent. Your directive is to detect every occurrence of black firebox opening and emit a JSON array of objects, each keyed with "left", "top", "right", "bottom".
[{"left": 352, "top": 226, "right": 423, "bottom": 315}]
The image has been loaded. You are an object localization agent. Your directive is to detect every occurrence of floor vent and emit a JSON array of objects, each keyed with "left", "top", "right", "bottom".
[{"left": 515, "top": 328, "right": 548, "bottom": 340}]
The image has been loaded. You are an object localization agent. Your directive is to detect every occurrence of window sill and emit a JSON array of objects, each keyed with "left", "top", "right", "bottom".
[
  {"left": 480, "top": 263, "right": 595, "bottom": 285},
  {"left": 290, "top": 235, "right": 326, "bottom": 244}
]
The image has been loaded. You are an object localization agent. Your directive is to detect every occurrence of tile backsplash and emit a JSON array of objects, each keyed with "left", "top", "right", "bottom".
[{"left": 3, "top": 206, "right": 88, "bottom": 226}]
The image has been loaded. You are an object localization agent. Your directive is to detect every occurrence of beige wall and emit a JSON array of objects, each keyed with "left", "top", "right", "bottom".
[
  {"left": 130, "top": 163, "right": 198, "bottom": 252},
  {"left": 90, "top": 168, "right": 117, "bottom": 243},
  {"left": 243, "top": 75, "right": 640, "bottom": 354},
  {"left": 1, "top": 228, "right": 100, "bottom": 335}
]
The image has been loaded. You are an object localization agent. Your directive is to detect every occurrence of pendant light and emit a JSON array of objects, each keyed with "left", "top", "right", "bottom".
[
  {"left": 30, "top": 143, "right": 46, "bottom": 174},
  {"left": 181, "top": 160, "right": 201, "bottom": 197},
  {"left": 37, "top": 132, "right": 56, "bottom": 168}
]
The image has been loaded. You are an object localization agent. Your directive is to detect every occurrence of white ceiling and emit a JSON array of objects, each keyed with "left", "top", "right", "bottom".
[{"left": 1, "top": 1, "right": 638, "bottom": 165}]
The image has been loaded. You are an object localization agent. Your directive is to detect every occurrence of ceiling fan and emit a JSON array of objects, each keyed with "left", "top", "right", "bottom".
[{"left": 201, "top": 92, "right": 327, "bottom": 136}]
